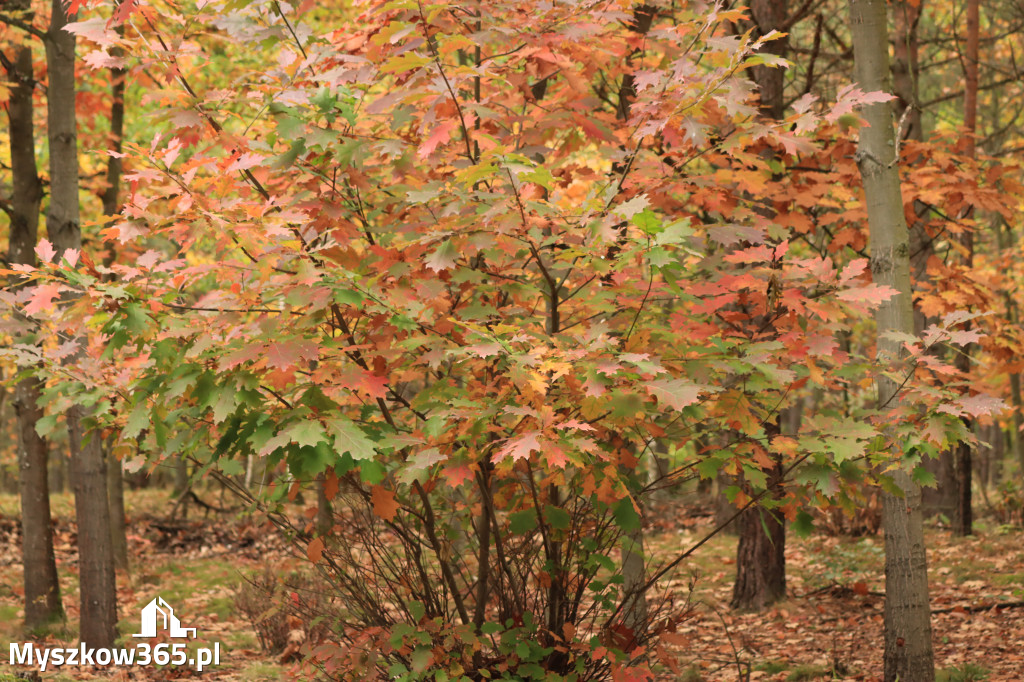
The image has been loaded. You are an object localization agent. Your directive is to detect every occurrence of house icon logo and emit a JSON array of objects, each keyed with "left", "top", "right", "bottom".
[{"left": 132, "top": 596, "right": 197, "bottom": 639}]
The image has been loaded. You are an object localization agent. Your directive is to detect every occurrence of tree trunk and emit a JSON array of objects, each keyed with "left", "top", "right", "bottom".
[
  {"left": 849, "top": 1, "right": 935, "bottom": 679},
  {"left": 106, "top": 446, "right": 129, "bottom": 571},
  {"left": 749, "top": 0, "right": 788, "bottom": 120},
  {"left": 951, "top": 0, "right": 979, "bottom": 537},
  {"left": 100, "top": 21, "right": 130, "bottom": 571},
  {"left": 890, "top": 1, "right": 922, "bottom": 140},
  {"left": 621, "top": 523, "right": 647, "bottom": 631},
  {"left": 729, "top": 0, "right": 790, "bottom": 610},
  {"left": 891, "top": 0, "right": 957, "bottom": 522},
  {"left": 14, "top": 379, "right": 64, "bottom": 629},
  {"left": 46, "top": 0, "right": 118, "bottom": 649},
  {"left": 731, "top": 445, "right": 786, "bottom": 610},
  {"left": 316, "top": 473, "right": 332, "bottom": 536},
  {"left": 4, "top": 37, "right": 65, "bottom": 631}
]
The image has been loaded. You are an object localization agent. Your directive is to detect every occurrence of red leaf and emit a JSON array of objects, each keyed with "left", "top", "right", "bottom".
[
  {"left": 418, "top": 119, "right": 459, "bottom": 159},
  {"left": 442, "top": 464, "right": 474, "bottom": 488},
  {"left": 264, "top": 339, "right": 319, "bottom": 370}
]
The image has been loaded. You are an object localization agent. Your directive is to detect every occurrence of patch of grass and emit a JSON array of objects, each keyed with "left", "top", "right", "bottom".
[
  {"left": 226, "top": 631, "right": 259, "bottom": 649},
  {"left": 756, "top": 660, "right": 790, "bottom": 675},
  {"left": 207, "top": 595, "right": 236, "bottom": 621},
  {"left": 989, "top": 572, "right": 1024, "bottom": 587},
  {"left": 0, "top": 603, "right": 20, "bottom": 623},
  {"left": 134, "top": 558, "right": 239, "bottom": 606},
  {"left": 239, "top": 662, "right": 287, "bottom": 681},
  {"left": 678, "top": 667, "right": 706, "bottom": 682},
  {"left": 937, "top": 663, "right": 990, "bottom": 682},
  {"left": 786, "top": 664, "right": 832, "bottom": 681},
  {"left": 27, "top": 621, "right": 76, "bottom": 641}
]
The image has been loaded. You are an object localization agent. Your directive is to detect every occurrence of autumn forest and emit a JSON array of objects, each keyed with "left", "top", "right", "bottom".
[{"left": 1, "top": 0, "right": 1024, "bottom": 680}]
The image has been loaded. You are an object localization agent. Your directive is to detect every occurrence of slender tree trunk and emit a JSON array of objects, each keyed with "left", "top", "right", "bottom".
[
  {"left": 749, "top": 0, "right": 788, "bottom": 120},
  {"left": 316, "top": 473, "right": 332, "bottom": 536},
  {"left": 731, "top": 423, "right": 786, "bottom": 610},
  {"left": 730, "top": 0, "right": 789, "bottom": 610},
  {"left": 951, "top": 0, "right": 979, "bottom": 537},
  {"left": 101, "top": 25, "right": 130, "bottom": 569},
  {"left": 14, "top": 379, "right": 64, "bottom": 629},
  {"left": 891, "top": 1, "right": 922, "bottom": 140},
  {"left": 850, "top": 1, "right": 935, "bottom": 679},
  {"left": 892, "top": 0, "right": 956, "bottom": 521},
  {"left": 4, "top": 37, "right": 65, "bottom": 630},
  {"left": 106, "top": 446, "right": 129, "bottom": 571},
  {"left": 46, "top": 0, "right": 118, "bottom": 648}
]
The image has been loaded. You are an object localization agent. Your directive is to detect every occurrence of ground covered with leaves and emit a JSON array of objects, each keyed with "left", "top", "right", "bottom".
[
  {"left": 1, "top": 492, "right": 1021, "bottom": 681},
  {"left": 643, "top": 503, "right": 1024, "bottom": 681}
]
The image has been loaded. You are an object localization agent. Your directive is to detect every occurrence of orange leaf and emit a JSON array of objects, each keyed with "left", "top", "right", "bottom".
[
  {"left": 371, "top": 485, "right": 399, "bottom": 521},
  {"left": 307, "top": 536, "right": 324, "bottom": 563},
  {"left": 323, "top": 470, "right": 340, "bottom": 501}
]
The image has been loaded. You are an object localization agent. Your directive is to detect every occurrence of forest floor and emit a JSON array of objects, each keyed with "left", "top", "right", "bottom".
[{"left": 0, "top": 490, "right": 1022, "bottom": 681}]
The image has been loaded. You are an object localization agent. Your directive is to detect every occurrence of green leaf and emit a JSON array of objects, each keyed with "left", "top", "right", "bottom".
[
  {"left": 35, "top": 414, "right": 58, "bottom": 438},
  {"left": 410, "top": 646, "right": 432, "bottom": 673},
  {"left": 645, "top": 378, "right": 704, "bottom": 411},
  {"left": 632, "top": 208, "right": 661, "bottom": 234},
  {"left": 543, "top": 505, "right": 571, "bottom": 531},
  {"left": 124, "top": 403, "right": 150, "bottom": 440},
  {"left": 792, "top": 510, "right": 815, "bottom": 538},
  {"left": 612, "top": 498, "right": 640, "bottom": 532},
  {"left": 358, "top": 459, "right": 386, "bottom": 485},
  {"left": 219, "top": 458, "right": 245, "bottom": 476},
  {"left": 912, "top": 465, "right": 937, "bottom": 488},
  {"left": 287, "top": 420, "right": 327, "bottom": 448},
  {"left": 334, "top": 288, "right": 364, "bottom": 307},
  {"left": 326, "top": 418, "right": 377, "bottom": 460},
  {"left": 509, "top": 509, "right": 537, "bottom": 534}
]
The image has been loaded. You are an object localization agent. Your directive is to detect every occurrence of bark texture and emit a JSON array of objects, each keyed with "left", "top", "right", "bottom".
[
  {"left": 849, "top": 1, "right": 935, "bottom": 679},
  {"left": 5, "top": 38, "right": 65, "bottom": 630},
  {"left": 106, "top": 448, "right": 129, "bottom": 571},
  {"left": 730, "top": 0, "right": 789, "bottom": 609},
  {"left": 749, "top": 0, "right": 788, "bottom": 120},
  {"left": 731, "top": 455, "right": 786, "bottom": 610},
  {"left": 46, "top": 0, "right": 118, "bottom": 648}
]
